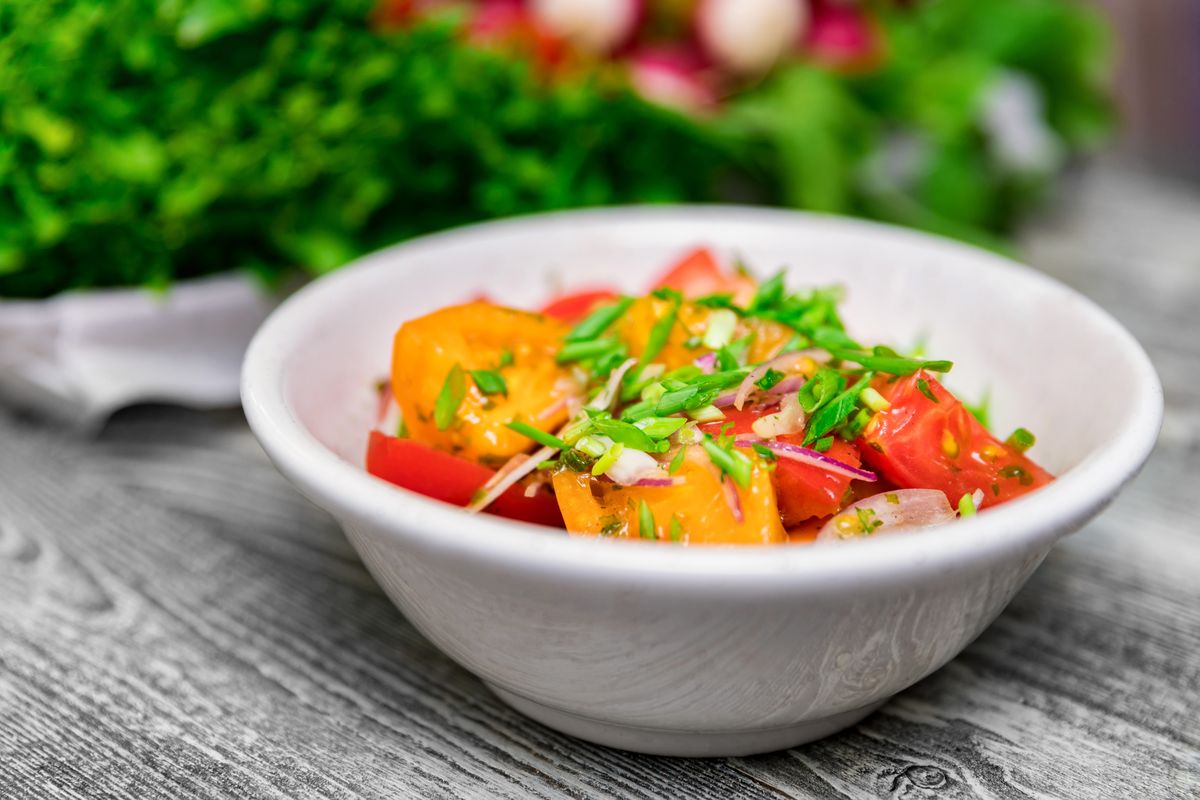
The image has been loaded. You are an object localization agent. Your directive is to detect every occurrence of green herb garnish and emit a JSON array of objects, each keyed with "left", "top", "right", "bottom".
[
  {"left": 999, "top": 464, "right": 1033, "bottom": 486},
  {"left": 958, "top": 492, "right": 977, "bottom": 518},
  {"left": 916, "top": 378, "right": 939, "bottom": 404},
  {"left": 557, "top": 337, "right": 622, "bottom": 364},
  {"left": 669, "top": 515, "right": 684, "bottom": 542},
  {"left": 813, "top": 436, "right": 834, "bottom": 452},
  {"left": 592, "top": 442, "right": 625, "bottom": 476},
  {"left": 669, "top": 446, "right": 689, "bottom": 475},
  {"left": 798, "top": 368, "right": 845, "bottom": 413},
  {"left": 755, "top": 368, "right": 786, "bottom": 391},
  {"left": 856, "top": 507, "right": 883, "bottom": 534},
  {"left": 633, "top": 416, "right": 689, "bottom": 440},
  {"left": 804, "top": 373, "right": 873, "bottom": 445},
  {"left": 434, "top": 364, "right": 466, "bottom": 431}
]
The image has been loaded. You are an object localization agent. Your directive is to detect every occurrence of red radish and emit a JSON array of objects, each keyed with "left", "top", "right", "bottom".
[
  {"left": 628, "top": 46, "right": 717, "bottom": 112},
  {"left": 696, "top": 0, "right": 807, "bottom": 75},
  {"left": 529, "top": 0, "right": 644, "bottom": 54},
  {"left": 803, "top": 0, "right": 877, "bottom": 69}
]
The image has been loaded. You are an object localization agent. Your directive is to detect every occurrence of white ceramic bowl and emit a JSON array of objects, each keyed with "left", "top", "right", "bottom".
[{"left": 242, "top": 208, "right": 1161, "bottom": 756}]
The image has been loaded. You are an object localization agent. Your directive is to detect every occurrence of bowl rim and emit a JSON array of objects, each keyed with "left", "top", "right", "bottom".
[{"left": 242, "top": 206, "right": 1162, "bottom": 590}]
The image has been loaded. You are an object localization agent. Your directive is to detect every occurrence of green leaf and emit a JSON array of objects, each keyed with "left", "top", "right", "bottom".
[{"left": 434, "top": 364, "right": 466, "bottom": 431}]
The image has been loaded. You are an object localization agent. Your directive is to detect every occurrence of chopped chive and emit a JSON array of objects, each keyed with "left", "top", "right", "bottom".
[
  {"left": 1005, "top": 427, "right": 1036, "bottom": 453},
  {"left": 638, "top": 499, "right": 656, "bottom": 540},
  {"left": 702, "top": 309, "right": 738, "bottom": 350},
  {"left": 620, "top": 398, "right": 658, "bottom": 422},
  {"left": 916, "top": 378, "right": 939, "bottom": 404},
  {"left": 700, "top": 435, "right": 752, "bottom": 488},
  {"left": 668, "top": 445, "right": 688, "bottom": 474},
  {"left": 506, "top": 420, "right": 567, "bottom": 450},
  {"left": 669, "top": 515, "right": 684, "bottom": 542},
  {"left": 885, "top": 492, "right": 900, "bottom": 505},
  {"left": 640, "top": 382, "right": 667, "bottom": 404},
  {"left": 433, "top": 364, "right": 466, "bottom": 431},
  {"left": 470, "top": 369, "right": 508, "bottom": 396},
  {"left": 592, "top": 442, "right": 625, "bottom": 476},
  {"left": 958, "top": 492, "right": 977, "bottom": 518},
  {"left": 557, "top": 337, "right": 620, "bottom": 364},
  {"left": 813, "top": 436, "right": 834, "bottom": 452},
  {"left": 633, "top": 416, "right": 688, "bottom": 439},
  {"left": 565, "top": 296, "right": 633, "bottom": 342}
]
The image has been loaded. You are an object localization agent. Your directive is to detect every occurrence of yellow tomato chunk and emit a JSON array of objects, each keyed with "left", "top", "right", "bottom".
[
  {"left": 551, "top": 448, "right": 786, "bottom": 545},
  {"left": 392, "top": 302, "right": 580, "bottom": 465}
]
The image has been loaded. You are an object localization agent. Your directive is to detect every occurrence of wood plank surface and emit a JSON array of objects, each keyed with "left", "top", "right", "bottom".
[{"left": 1, "top": 164, "right": 1197, "bottom": 799}]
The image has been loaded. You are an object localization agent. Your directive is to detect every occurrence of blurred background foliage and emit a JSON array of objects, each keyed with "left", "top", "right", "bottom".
[{"left": 0, "top": 0, "right": 1112, "bottom": 297}]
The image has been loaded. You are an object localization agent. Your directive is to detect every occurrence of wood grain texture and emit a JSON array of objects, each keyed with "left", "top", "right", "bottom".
[{"left": 1, "top": 164, "right": 1198, "bottom": 799}]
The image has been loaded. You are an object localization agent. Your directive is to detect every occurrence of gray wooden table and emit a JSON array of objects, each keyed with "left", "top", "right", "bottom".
[{"left": 2, "top": 165, "right": 1198, "bottom": 799}]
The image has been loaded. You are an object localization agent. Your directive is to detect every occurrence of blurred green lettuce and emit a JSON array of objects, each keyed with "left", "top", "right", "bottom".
[{"left": 0, "top": 0, "right": 1111, "bottom": 297}]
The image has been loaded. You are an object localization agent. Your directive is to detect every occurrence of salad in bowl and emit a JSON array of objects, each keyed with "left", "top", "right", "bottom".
[{"left": 369, "top": 247, "right": 1051, "bottom": 545}]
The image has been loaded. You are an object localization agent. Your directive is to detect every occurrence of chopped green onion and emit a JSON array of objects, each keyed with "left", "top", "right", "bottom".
[
  {"left": 749, "top": 269, "right": 786, "bottom": 312},
  {"left": 591, "top": 417, "right": 667, "bottom": 452},
  {"left": 640, "top": 382, "right": 667, "bottom": 404},
  {"left": 498, "top": 349, "right": 514, "bottom": 368},
  {"left": 797, "top": 368, "right": 845, "bottom": 413},
  {"left": 778, "top": 333, "right": 810, "bottom": 354},
  {"left": 638, "top": 499, "right": 656, "bottom": 540},
  {"left": 856, "top": 507, "right": 882, "bottom": 534},
  {"left": 557, "top": 337, "right": 621, "bottom": 364},
  {"left": 433, "top": 364, "right": 466, "bottom": 431},
  {"left": 717, "top": 335, "right": 754, "bottom": 371},
  {"left": 663, "top": 365, "right": 703, "bottom": 382},
  {"left": 560, "top": 448, "right": 595, "bottom": 472},
  {"left": 958, "top": 492, "right": 977, "bottom": 518},
  {"left": 575, "top": 435, "right": 608, "bottom": 458},
  {"left": 916, "top": 378, "right": 939, "bottom": 404},
  {"left": 885, "top": 492, "right": 900, "bottom": 505},
  {"left": 686, "top": 405, "right": 725, "bottom": 423},
  {"left": 536, "top": 459, "right": 558, "bottom": 470},
  {"left": 620, "top": 399, "right": 658, "bottom": 422},
  {"left": 813, "top": 436, "right": 834, "bottom": 452},
  {"left": 669, "top": 515, "right": 684, "bottom": 542},
  {"left": 702, "top": 309, "right": 738, "bottom": 349},
  {"left": 823, "top": 347, "right": 952, "bottom": 376},
  {"left": 633, "top": 416, "right": 688, "bottom": 439},
  {"left": 668, "top": 445, "right": 688, "bottom": 474},
  {"left": 751, "top": 443, "right": 776, "bottom": 461},
  {"left": 840, "top": 408, "right": 874, "bottom": 441},
  {"left": 861, "top": 386, "right": 890, "bottom": 413},
  {"left": 565, "top": 296, "right": 633, "bottom": 342},
  {"left": 592, "top": 442, "right": 625, "bottom": 476},
  {"left": 683, "top": 335, "right": 704, "bottom": 349},
  {"left": 396, "top": 416, "right": 409, "bottom": 438},
  {"left": 505, "top": 420, "right": 566, "bottom": 450},
  {"left": 755, "top": 368, "right": 785, "bottom": 391},
  {"left": 803, "top": 374, "right": 873, "bottom": 445},
  {"left": 470, "top": 369, "right": 508, "bottom": 396},
  {"left": 640, "top": 296, "right": 679, "bottom": 367},
  {"left": 701, "top": 436, "right": 752, "bottom": 488},
  {"left": 693, "top": 293, "right": 736, "bottom": 309},
  {"left": 1005, "top": 427, "right": 1036, "bottom": 453}
]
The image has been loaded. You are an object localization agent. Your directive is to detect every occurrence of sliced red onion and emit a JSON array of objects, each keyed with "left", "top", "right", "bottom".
[
  {"left": 693, "top": 351, "right": 717, "bottom": 373},
  {"left": 715, "top": 375, "right": 805, "bottom": 408},
  {"left": 589, "top": 357, "right": 638, "bottom": 412},
  {"left": 721, "top": 475, "right": 744, "bottom": 523},
  {"left": 468, "top": 445, "right": 557, "bottom": 514},
  {"left": 523, "top": 480, "right": 547, "bottom": 498},
  {"left": 734, "top": 436, "right": 878, "bottom": 482},
  {"left": 536, "top": 396, "right": 568, "bottom": 421},
  {"left": 972, "top": 488, "right": 985, "bottom": 511},
  {"left": 629, "top": 46, "right": 716, "bottom": 112},
  {"left": 817, "top": 489, "right": 956, "bottom": 542},
  {"left": 751, "top": 393, "right": 806, "bottom": 438},
  {"left": 733, "top": 352, "right": 809, "bottom": 410},
  {"left": 634, "top": 477, "right": 685, "bottom": 488},
  {"left": 530, "top": 0, "right": 643, "bottom": 54},
  {"left": 696, "top": 0, "right": 807, "bottom": 75}
]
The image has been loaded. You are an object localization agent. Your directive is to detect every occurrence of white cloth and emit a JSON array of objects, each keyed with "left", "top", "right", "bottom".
[{"left": 0, "top": 273, "right": 275, "bottom": 429}]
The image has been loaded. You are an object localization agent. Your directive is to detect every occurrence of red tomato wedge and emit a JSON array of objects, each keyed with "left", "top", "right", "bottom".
[
  {"left": 700, "top": 407, "right": 863, "bottom": 525},
  {"left": 540, "top": 289, "right": 619, "bottom": 322},
  {"left": 654, "top": 247, "right": 725, "bottom": 294},
  {"left": 366, "top": 431, "right": 564, "bottom": 527},
  {"left": 859, "top": 372, "right": 1053, "bottom": 506}
]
